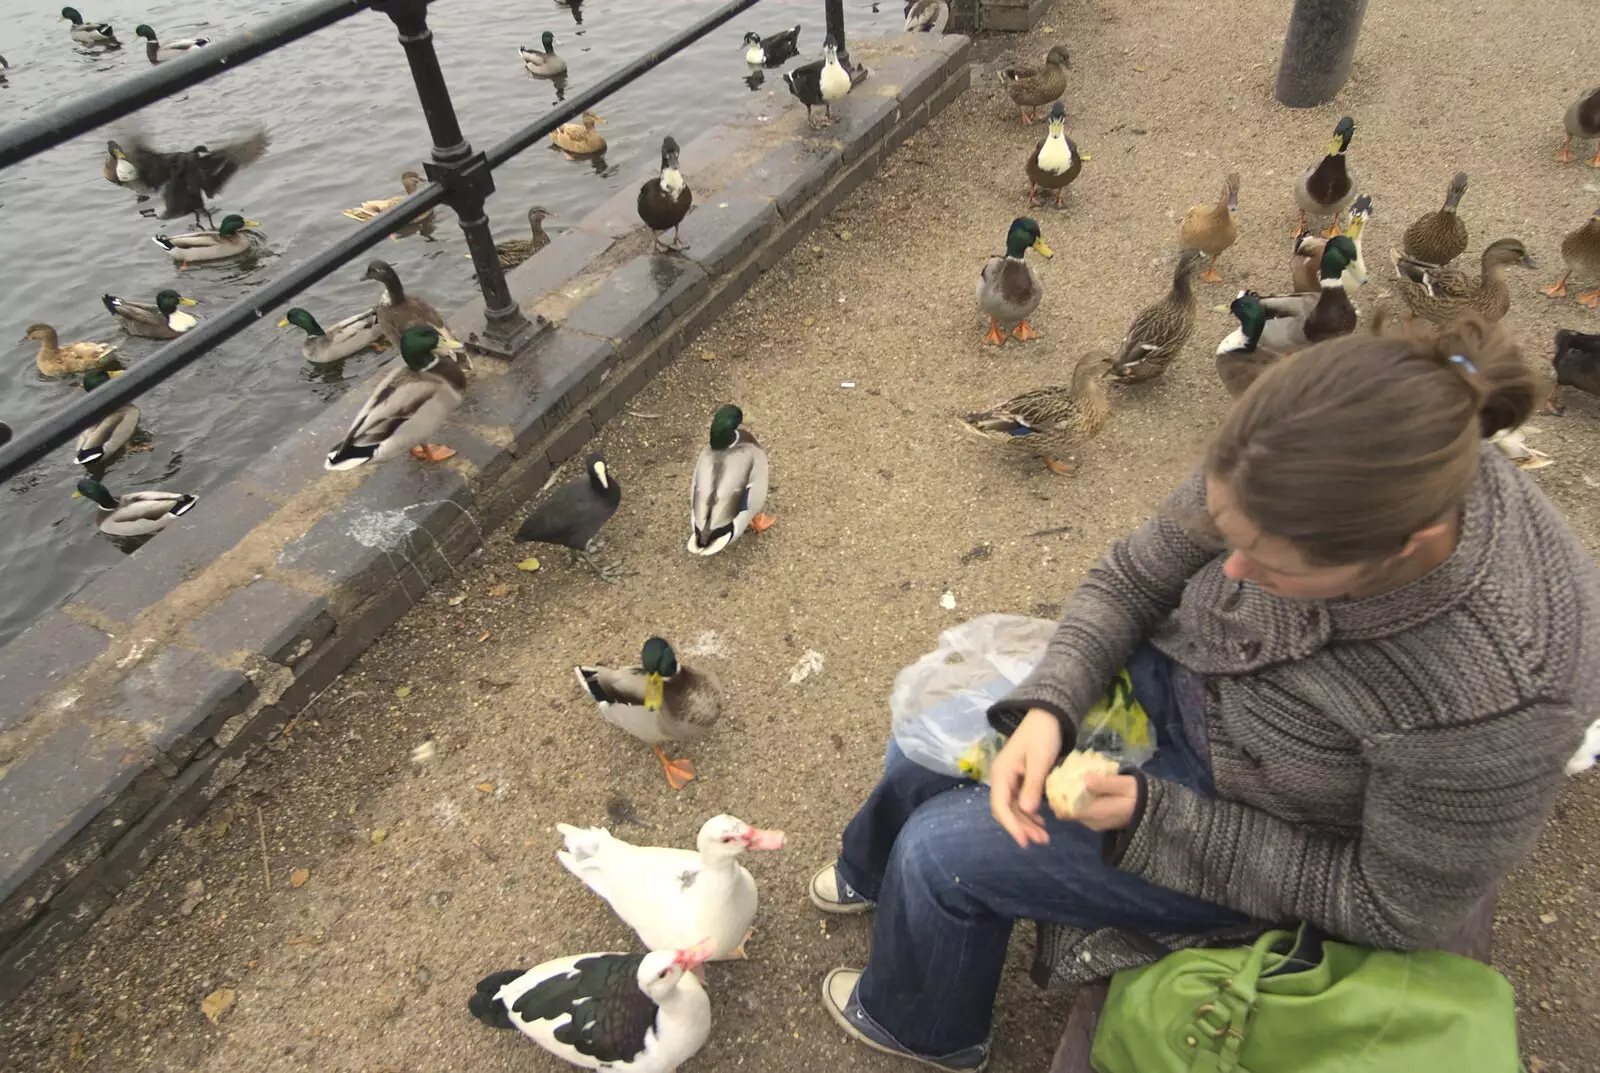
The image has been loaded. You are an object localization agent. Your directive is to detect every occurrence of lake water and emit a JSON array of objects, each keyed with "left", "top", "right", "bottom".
[{"left": 0, "top": 0, "right": 905, "bottom": 646}]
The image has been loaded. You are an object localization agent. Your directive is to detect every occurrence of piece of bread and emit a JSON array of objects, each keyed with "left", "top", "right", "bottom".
[{"left": 1045, "top": 749, "right": 1121, "bottom": 819}]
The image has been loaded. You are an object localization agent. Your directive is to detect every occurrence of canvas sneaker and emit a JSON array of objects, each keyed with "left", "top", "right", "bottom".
[
  {"left": 809, "top": 862, "right": 875, "bottom": 915},
  {"left": 822, "top": 967, "right": 990, "bottom": 1072}
]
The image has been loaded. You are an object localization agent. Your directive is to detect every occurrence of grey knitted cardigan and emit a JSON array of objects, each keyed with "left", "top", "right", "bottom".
[{"left": 990, "top": 446, "right": 1600, "bottom": 990}]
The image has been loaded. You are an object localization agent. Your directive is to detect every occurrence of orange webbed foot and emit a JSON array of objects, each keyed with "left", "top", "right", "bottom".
[
  {"left": 1012, "top": 320, "right": 1041, "bottom": 341},
  {"left": 750, "top": 511, "right": 776, "bottom": 533},
  {"left": 410, "top": 444, "right": 456, "bottom": 462},
  {"left": 1200, "top": 265, "right": 1223, "bottom": 283},
  {"left": 983, "top": 317, "right": 1007, "bottom": 346},
  {"left": 1578, "top": 288, "right": 1600, "bottom": 310}
]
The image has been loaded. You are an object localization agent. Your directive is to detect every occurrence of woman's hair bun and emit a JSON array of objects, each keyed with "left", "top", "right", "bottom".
[{"left": 1429, "top": 316, "right": 1538, "bottom": 438}]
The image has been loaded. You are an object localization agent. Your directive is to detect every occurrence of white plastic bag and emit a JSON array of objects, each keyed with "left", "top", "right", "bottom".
[{"left": 890, "top": 614, "right": 1059, "bottom": 780}]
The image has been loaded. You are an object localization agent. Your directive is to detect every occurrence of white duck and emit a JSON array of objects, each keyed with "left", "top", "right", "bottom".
[
  {"left": 469, "top": 940, "right": 714, "bottom": 1073},
  {"left": 686, "top": 403, "right": 772, "bottom": 555},
  {"left": 557, "top": 814, "right": 785, "bottom": 962}
]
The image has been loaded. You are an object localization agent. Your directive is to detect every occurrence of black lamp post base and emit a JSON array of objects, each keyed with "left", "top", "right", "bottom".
[{"left": 473, "top": 310, "right": 549, "bottom": 361}]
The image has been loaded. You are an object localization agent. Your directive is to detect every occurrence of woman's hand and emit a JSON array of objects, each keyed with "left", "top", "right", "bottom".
[
  {"left": 1072, "top": 772, "right": 1139, "bottom": 832},
  {"left": 989, "top": 709, "right": 1063, "bottom": 848}
]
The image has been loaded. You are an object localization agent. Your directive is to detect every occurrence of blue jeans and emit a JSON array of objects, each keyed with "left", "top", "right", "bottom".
[{"left": 838, "top": 646, "right": 1249, "bottom": 1057}]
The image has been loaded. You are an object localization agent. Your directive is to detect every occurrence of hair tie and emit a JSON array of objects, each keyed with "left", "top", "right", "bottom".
[{"left": 1448, "top": 353, "right": 1478, "bottom": 375}]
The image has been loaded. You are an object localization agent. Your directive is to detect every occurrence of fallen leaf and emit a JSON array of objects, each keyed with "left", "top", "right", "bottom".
[
  {"left": 803, "top": 316, "right": 816, "bottom": 327},
  {"left": 1539, "top": 912, "right": 1558, "bottom": 925},
  {"left": 476, "top": 631, "right": 490, "bottom": 643},
  {"left": 371, "top": 828, "right": 388, "bottom": 844},
  {"left": 394, "top": 686, "right": 412, "bottom": 699},
  {"left": 68, "top": 1031, "right": 84, "bottom": 1061},
  {"left": 210, "top": 821, "right": 230, "bottom": 839},
  {"left": 486, "top": 582, "right": 512, "bottom": 597},
  {"left": 412, "top": 738, "right": 438, "bottom": 765},
  {"left": 1041, "top": 24, "right": 1056, "bottom": 31},
  {"left": 201, "top": 987, "right": 236, "bottom": 1024},
  {"left": 289, "top": 868, "right": 310, "bottom": 889},
  {"left": 515, "top": 557, "right": 541, "bottom": 572},
  {"left": 475, "top": 781, "right": 496, "bottom": 794},
  {"left": 447, "top": 594, "right": 467, "bottom": 607},
  {"left": 700, "top": 349, "right": 716, "bottom": 361},
  {"left": 1133, "top": 64, "right": 1147, "bottom": 72},
  {"left": 179, "top": 878, "right": 206, "bottom": 917}
]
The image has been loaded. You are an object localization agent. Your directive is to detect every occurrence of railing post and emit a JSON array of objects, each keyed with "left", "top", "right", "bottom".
[
  {"left": 378, "top": 0, "right": 544, "bottom": 359},
  {"left": 825, "top": 0, "right": 848, "bottom": 69}
]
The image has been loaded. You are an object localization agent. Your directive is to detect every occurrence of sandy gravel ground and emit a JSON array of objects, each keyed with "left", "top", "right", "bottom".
[{"left": 5, "top": 0, "right": 1600, "bottom": 1069}]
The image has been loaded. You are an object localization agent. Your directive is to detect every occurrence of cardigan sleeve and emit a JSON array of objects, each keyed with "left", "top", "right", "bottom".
[
  {"left": 1108, "top": 700, "right": 1585, "bottom": 948},
  {"left": 988, "top": 469, "right": 1222, "bottom": 737}
]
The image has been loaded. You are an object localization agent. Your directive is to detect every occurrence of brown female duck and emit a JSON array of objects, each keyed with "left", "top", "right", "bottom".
[
  {"left": 1110, "top": 248, "right": 1207, "bottom": 382},
  {"left": 495, "top": 207, "right": 554, "bottom": 269},
  {"left": 1543, "top": 206, "right": 1600, "bottom": 309},
  {"left": 1000, "top": 46, "right": 1069, "bottom": 124},
  {"left": 1392, "top": 238, "right": 1537, "bottom": 325},
  {"left": 1179, "top": 173, "right": 1240, "bottom": 283},
  {"left": 1401, "top": 172, "right": 1469, "bottom": 265},
  {"left": 958, "top": 352, "right": 1114, "bottom": 476}
]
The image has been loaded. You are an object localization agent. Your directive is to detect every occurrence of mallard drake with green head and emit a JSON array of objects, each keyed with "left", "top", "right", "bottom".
[
  {"left": 22, "top": 324, "right": 116, "bottom": 376},
  {"left": 1291, "top": 195, "right": 1370, "bottom": 292},
  {"left": 363, "top": 260, "right": 460, "bottom": 352},
  {"left": 102, "top": 289, "right": 198, "bottom": 339},
  {"left": 75, "top": 479, "right": 195, "bottom": 537},
  {"left": 1179, "top": 172, "right": 1240, "bottom": 283},
  {"left": 1401, "top": 173, "right": 1468, "bottom": 265},
  {"left": 520, "top": 31, "right": 567, "bottom": 77},
  {"left": 119, "top": 132, "right": 270, "bottom": 229},
  {"left": 1545, "top": 328, "right": 1600, "bottom": 415},
  {"left": 1214, "top": 291, "right": 1285, "bottom": 398},
  {"left": 1556, "top": 87, "right": 1600, "bottom": 166},
  {"left": 342, "top": 171, "right": 430, "bottom": 224},
  {"left": 1000, "top": 46, "right": 1069, "bottom": 124},
  {"left": 324, "top": 325, "right": 466, "bottom": 469},
  {"left": 904, "top": 0, "right": 949, "bottom": 32},
  {"left": 638, "top": 136, "right": 693, "bottom": 251},
  {"left": 496, "top": 207, "right": 554, "bottom": 268},
  {"left": 688, "top": 404, "right": 772, "bottom": 555},
  {"left": 73, "top": 368, "right": 139, "bottom": 465},
  {"left": 576, "top": 636, "right": 722, "bottom": 789},
  {"left": 1234, "top": 236, "right": 1360, "bottom": 355},
  {"left": 1025, "top": 102, "right": 1081, "bottom": 209},
  {"left": 959, "top": 351, "right": 1114, "bottom": 476},
  {"left": 61, "top": 7, "right": 117, "bottom": 45},
  {"left": 1543, "top": 206, "right": 1600, "bottom": 309},
  {"left": 134, "top": 24, "right": 209, "bottom": 63},
  {"left": 977, "top": 216, "right": 1053, "bottom": 344},
  {"left": 1392, "top": 238, "right": 1537, "bottom": 325},
  {"left": 1110, "top": 248, "right": 1207, "bottom": 382},
  {"left": 153, "top": 213, "right": 259, "bottom": 263},
  {"left": 278, "top": 306, "right": 383, "bottom": 364},
  {"left": 1296, "top": 116, "right": 1356, "bottom": 237},
  {"left": 551, "top": 112, "right": 606, "bottom": 155}
]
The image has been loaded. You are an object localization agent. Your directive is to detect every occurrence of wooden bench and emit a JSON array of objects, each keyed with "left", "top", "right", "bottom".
[{"left": 1045, "top": 888, "right": 1499, "bottom": 1073}]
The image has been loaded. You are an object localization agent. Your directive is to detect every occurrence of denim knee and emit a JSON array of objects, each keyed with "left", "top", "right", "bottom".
[{"left": 883, "top": 793, "right": 992, "bottom": 913}]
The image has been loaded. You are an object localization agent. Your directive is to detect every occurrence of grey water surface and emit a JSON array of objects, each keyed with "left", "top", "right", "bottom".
[{"left": 0, "top": 0, "right": 903, "bottom": 646}]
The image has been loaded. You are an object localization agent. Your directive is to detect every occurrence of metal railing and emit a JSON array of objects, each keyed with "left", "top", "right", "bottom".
[{"left": 0, "top": 0, "right": 852, "bottom": 485}]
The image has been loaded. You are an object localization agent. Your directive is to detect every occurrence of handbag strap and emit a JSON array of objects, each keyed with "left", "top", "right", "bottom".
[{"left": 1196, "top": 927, "right": 1296, "bottom": 1073}]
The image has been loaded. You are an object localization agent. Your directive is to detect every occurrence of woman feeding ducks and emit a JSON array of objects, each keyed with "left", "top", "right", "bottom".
[{"left": 812, "top": 315, "right": 1600, "bottom": 1069}]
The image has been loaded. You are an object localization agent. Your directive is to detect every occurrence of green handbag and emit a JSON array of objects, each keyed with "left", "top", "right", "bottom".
[{"left": 1090, "top": 925, "right": 1522, "bottom": 1073}]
